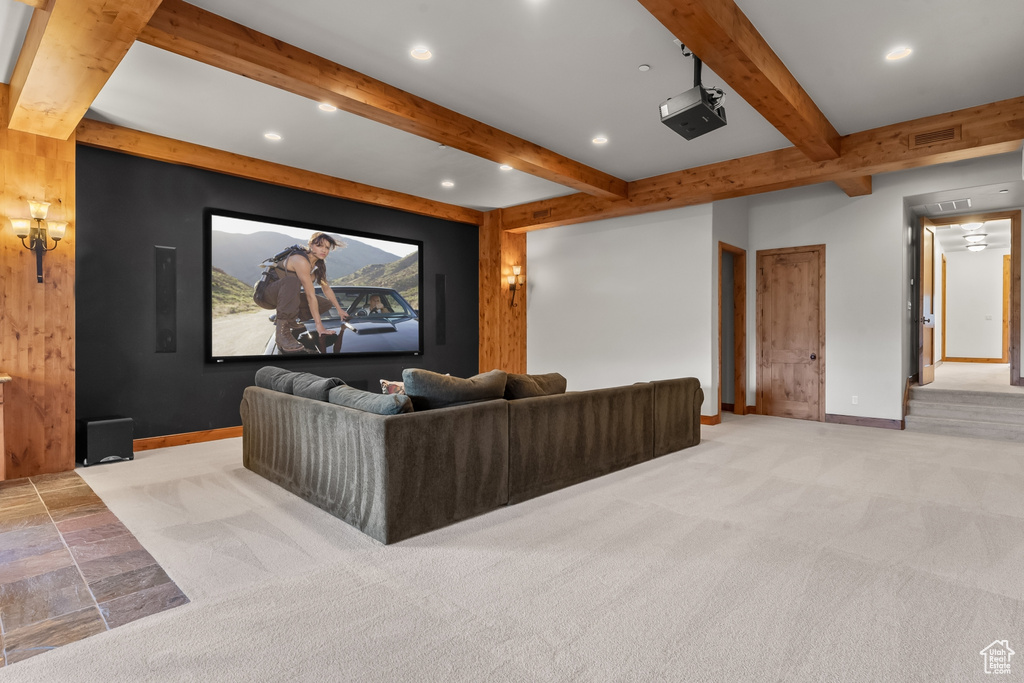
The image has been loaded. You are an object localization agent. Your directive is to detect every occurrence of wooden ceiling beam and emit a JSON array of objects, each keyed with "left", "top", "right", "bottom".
[
  {"left": 638, "top": 0, "right": 841, "bottom": 161},
  {"left": 138, "top": 0, "right": 629, "bottom": 201},
  {"left": 75, "top": 119, "right": 484, "bottom": 226},
  {"left": 833, "top": 176, "right": 872, "bottom": 197},
  {"left": 12, "top": 0, "right": 47, "bottom": 9},
  {"left": 7, "top": 0, "right": 164, "bottom": 139},
  {"left": 501, "top": 96, "right": 1024, "bottom": 232}
]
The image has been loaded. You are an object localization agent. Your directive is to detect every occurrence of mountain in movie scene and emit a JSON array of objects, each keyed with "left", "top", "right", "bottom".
[
  {"left": 211, "top": 267, "right": 258, "bottom": 316},
  {"left": 211, "top": 230, "right": 403, "bottom": 288},
  {"left": 332, "top": 252, "right": 419, "bottom": 308}
]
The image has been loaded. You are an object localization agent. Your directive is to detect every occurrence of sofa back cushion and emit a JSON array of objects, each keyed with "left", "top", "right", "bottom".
[
  {"left": 255, "top": 366, "right": 298, "bottom": 394},
  {"left": 292, "top": 372, "right": 345, "bottom": 401},
  {"left": 329, "top": 385, "right": 413, "bottom": 415},
  {"left": 402, "top": 368, "right": 507, "bottom": 411},
  {"left": 504, "top": 372, "right": 568, "bottom": 400}
]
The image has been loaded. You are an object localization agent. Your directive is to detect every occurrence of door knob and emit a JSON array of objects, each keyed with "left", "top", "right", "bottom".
[{"left": 810, "top": 353, "right": 817, "bottom": 360}]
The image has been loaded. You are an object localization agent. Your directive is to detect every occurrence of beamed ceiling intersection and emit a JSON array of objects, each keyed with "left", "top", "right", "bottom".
[{"left": 7, "top": 0, "right": 1024, "bottom": 230}]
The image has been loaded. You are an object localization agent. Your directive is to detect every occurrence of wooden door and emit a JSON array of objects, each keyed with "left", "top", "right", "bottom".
[
  {"left": 920, "top": 224, "right": 935, "bottom": 385},
  {"left": 756, "top": 245, "right": 825, "bottom": 421},
  {"left": 1004, "top": 254, "right": 1011, "bottom": 363}
]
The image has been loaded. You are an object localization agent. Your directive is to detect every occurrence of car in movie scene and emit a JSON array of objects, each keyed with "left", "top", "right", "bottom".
[{"left": 264, "top": 286, "right": 420, "bottom": 355}]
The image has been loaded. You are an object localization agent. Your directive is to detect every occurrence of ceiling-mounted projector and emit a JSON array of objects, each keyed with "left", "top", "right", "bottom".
[
  {"left": 660, "top": 86, "right": 727, "bottom": 140},
  {"left": 660, "top": 45, "right": 727, "bottom": 141}
]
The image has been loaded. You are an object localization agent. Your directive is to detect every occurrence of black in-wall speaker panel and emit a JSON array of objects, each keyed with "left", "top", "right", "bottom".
[
  {"left": 155, "top": 246, "right": 177, "bottom": 353},
  {"left": 435, "top": 273, "right": 447, "bottom": 346}
]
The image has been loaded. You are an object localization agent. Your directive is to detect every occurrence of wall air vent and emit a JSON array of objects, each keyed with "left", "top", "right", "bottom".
[
  {"left": 909, "top": 125, "right": 961, "bottom": 149},
  {"left": 532, "top": 208, "right": 551, "bottom": 220}
]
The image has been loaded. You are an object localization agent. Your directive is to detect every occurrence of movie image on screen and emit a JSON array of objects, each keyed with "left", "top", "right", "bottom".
[{"left": 207, "top": 210, "right": 422, "bottom": 361}]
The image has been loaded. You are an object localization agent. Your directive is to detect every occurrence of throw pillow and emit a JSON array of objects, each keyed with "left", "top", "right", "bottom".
[
  {"left": 380, "top": 379, "right": 406, "bottom": 395},
  {"left": 255, "top": 366, "right": 293, "bottom": 392},
  {"left": 329, "top": 385, "right": 413, "bottom": 415},
  {"left": 401, "top": 368, "right": 507, "bottom": 411},
  {"left": 504, "top": 372, "right": 568, "bottom": 400},
  {"left": 292, "top": 372, "right": 345, "bottom": 401}
]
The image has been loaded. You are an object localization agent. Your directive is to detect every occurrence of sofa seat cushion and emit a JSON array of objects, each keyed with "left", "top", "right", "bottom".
[
  {"left": 504, "top": 372, "right": 568, "bottom": 399},
  {"left": 402, "top": 368, "right": 507, "bottom": 411},
  {"left": 329, "top": 385, "right": 413, "bottom": 415}
]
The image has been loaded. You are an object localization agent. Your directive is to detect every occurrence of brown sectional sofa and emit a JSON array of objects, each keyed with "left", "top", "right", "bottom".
[{"left": 240, "top": 375, "right": 703, "bottom": 544}]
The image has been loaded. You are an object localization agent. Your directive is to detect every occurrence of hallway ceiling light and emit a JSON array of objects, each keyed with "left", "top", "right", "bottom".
[
  {"left": 592, "top": 136, "right": 608, "bottom": 145},
  {"left": 318, "top": 103, "right": 337, "bottom": 112},
  {"left": 410, "top": 46, "right": 432, "bottom": 60},
  {"left": 964, "top": 233, "right": 987, "bottom": 243},
  {"left": 966, "top": 243, "right": 988, "bottom": 252},
  {"left": 263, "top": 132, "right": 282, "bottom": 141},
  {"left": 441, "top": 180, "right": 454, "bottom": 188},
  {"left": 961, "top": 221, "right": 984, "bottom": 231}
]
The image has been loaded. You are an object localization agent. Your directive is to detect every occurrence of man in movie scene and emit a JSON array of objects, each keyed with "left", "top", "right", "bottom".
[{"left": 253, "top": 232, "right": 350, "bottom": 353}]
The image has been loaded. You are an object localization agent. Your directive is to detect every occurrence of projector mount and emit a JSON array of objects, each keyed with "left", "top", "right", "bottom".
[{"left": 680, "top": 44, "right": 725, "bottom": 110}]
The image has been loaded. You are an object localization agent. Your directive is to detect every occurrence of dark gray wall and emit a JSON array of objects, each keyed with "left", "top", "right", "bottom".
[{"left": 76, "top": 146, "right": 479, "bottom": 438}]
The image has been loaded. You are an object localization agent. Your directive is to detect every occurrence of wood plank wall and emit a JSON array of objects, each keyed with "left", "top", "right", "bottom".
[
  {"left": 479, "top": 210, "right": 527, "bottom": 374},
  {"left": 0, "top": 84, "right": 76, "bottom": 479}
]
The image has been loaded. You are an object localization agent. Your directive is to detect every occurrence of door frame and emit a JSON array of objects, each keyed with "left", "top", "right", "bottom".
[
  {"left": 923, "top": 210, "right": 1021, "bottom": 385},
  {"left": 718, "top": 242, "right": 747, "bottom": 416},
  {"left": 919, "top": 221, "right": 936, "bottom": 384},
  {"left": 755, "top": 244, "right": 826, "bottom": 421}
]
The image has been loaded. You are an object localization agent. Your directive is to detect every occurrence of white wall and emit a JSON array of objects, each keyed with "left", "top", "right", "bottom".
[
  {"left": 945, "top": 249, "right": 1011, "bottom": 359},
  {"left": 526, "top": 151, "right": 1023, "bottom": 423},
  {"left": 526, "top": 204, "right": 717, "bottom": 414}
]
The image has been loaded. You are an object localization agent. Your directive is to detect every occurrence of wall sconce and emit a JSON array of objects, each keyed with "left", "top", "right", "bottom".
[
  {"left": 9, "top": 200, "right": 66, "bottom": 283},
  {"left": 507, "top": 264, "right": 525, "bottom": 308}
]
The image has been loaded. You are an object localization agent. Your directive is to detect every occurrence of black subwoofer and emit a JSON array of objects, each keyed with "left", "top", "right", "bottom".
[{"left": 77, "top": 417, "right": 135, "bottom": 467}]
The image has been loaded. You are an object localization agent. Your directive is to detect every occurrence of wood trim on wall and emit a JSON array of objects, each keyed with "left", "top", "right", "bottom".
[
  {"left": 942, "top": 357, "right": 1008, "bottom": 364},
  {"left": 825, "top": 414, "right": 904, "bottom": 430},
  {"left": 941, "top": 254, "right": 946, "bottom": 361},
  {"left": 0, "top": 84, "right": 76, "bottom": 479},
  {"left": 718, "top": 242, "right": 747, "bottom": 416},
  {"left": 133, "top": 426, "right": 242, "bottom": 452},
  {"left": 700, "top": 414, "right": 722, "bottom": 426},
  {"left": 1004, "top": 253, "right": 1011, "bottom": 363}
]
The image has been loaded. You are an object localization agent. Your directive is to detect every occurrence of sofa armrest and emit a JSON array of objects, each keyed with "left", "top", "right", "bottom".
[
  {"left": 507, "top": 384, "right": 654, "bottom": 504},
  {"left": 651, "top": 378, "right": 703, "bottom": 457}
]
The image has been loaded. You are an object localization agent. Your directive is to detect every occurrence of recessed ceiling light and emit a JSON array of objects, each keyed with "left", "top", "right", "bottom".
[
  {"left": 592, "top": 136, "right": 608, "bottom": 145},
  {"left": 499, "top": 164, "right": 513, "bottom": 171},
  {"left": 999, "top": 189, "right": 1010, "bottom": 193},
  {"left": 885, "top": 46, "right": 912, "bottom": 61},
  {"left": 964, "top": 233, "right": 988, "bottom": 243},
  {"left": 441, "top": 180, "right": 454, "bottom": 188},
  {"left": 638, "top": 64, "right": 651, "bottom": 72},
  {"left": 318, "top": 103, "right": 337, "bottom": 112},
  {"left": 264, "top": 132, "right": 282, "bottom": 141},
  {"left": 961, "top": 222, "right": 984, "bottom": 231},
  {"left": 410, "top": 46, "right": 432, "bottom": 60},
  {"left": 966, "top": 243, "right": 988, "bottom": 252}
]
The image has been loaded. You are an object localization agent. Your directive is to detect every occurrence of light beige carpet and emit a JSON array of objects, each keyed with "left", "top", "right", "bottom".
[{"left": 2, "top": 414, "right": 1023, "bottom": 682}]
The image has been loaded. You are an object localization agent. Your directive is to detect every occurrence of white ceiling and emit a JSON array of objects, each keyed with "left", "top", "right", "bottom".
[{"left": 1, "top": 0, "right": 1023, "bottom": 211}]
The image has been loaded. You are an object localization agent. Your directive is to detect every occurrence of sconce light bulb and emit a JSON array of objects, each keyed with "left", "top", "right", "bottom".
[
  {"left": 11, "top": 218, "right": 32, "bottom": 238},
  {"left": 47, "top": 221, "right": 67, "bottom": 240},
  {"left": 507, "top": 275, "right": 516, "bottom": 286},
  {"left": 512, "top": 265, "right": 522, "bottom": 276},
  {"left": 28, "top": 200, "right": 50, "bottom": 220}
]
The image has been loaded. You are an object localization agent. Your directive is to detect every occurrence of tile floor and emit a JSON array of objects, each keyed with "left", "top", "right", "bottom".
[{"left": 0, "top": 471, "right": 188, "bottom": 666}]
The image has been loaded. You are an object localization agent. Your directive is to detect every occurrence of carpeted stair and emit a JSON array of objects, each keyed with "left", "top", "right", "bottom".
[{"left": 905, "top": 386, "right": 1024, "bottom": 442}]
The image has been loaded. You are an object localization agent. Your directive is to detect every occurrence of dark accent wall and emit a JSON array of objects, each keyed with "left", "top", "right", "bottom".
[{"left": 76, "top": 146, "right": 479, "bottom": 438}]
